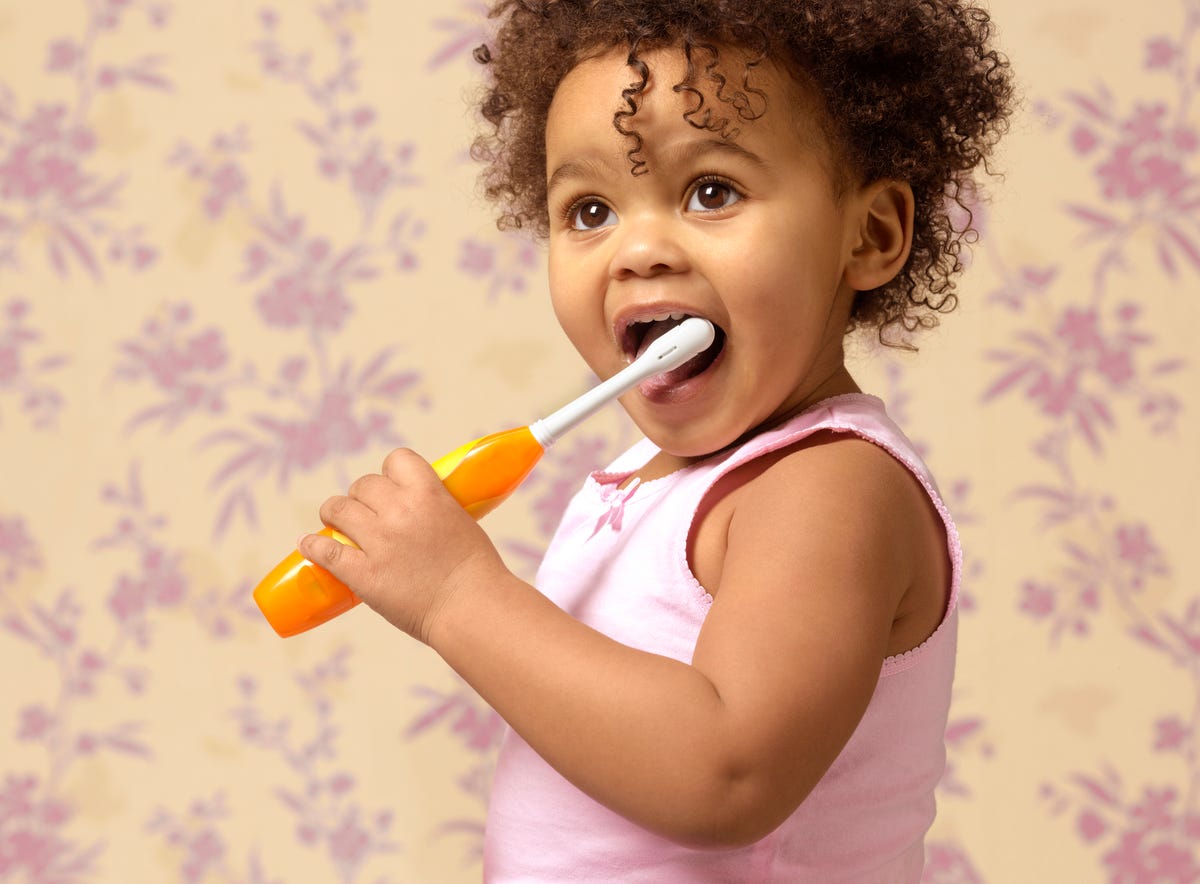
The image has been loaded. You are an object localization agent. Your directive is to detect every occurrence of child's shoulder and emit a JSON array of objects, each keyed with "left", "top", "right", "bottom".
[
  {"left": 692, "top": 428, "right": 949, "bottom": 654},
  {"left": 701, "top": 428, "right": 922, "bottom": 563},
  {"left": 751, "top": 428, "right": 923, "bottom": 511}
]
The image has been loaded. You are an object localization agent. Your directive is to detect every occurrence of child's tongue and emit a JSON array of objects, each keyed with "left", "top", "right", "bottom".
[
  {"left": 634, "top": 319, "right": 720, "bottom": 394},
  {"left": 634, "top": 318, "right": 684, "bottom": 360}
]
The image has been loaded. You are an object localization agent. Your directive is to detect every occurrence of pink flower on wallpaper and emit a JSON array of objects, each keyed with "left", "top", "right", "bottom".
[
  {"left": 1045, "top": 767, "right": 1200, "bottom": 882},
  {"left": 1154, "top": 717, "right": 1191, "bottom": 753},
  {"left": 200, "top": 350, "right": 418, "bottom": 534},
  {"left": 3, "top": 590, "right": 84, "bottom": 659},
  {"left": 169, "top": 128, "right": 253, "bottom": 221},
  {"left": 0, "top": 102, "right": 112, "bottom": 277},
  {"left": 1145, "top": 36, "right": 1180, "bottom": 70},
  {"left": 116, "top": 301, "right": 425, "bottom": 540},
  {"left": 327, "top": 811, "right": 382, "bottom": 877},
  {"left": 1, "top": 488, "right": 174, "bottom": 876},
  {"left": 147, "top": 794, "right": 284, "bottom": 884},
  {"left": 1054, "top": 22, "right": 1200, "bottom": 283},
  {"left": 922, "top": 840, "right": 985, "bottom": 883},
  {"left": 92, "top": 463, "right": 261, "bottom": 644},
  {"left": 229, "top": 653, "right": 398, "bottom": 880},
  {"left": 1070, "top": 96, "right": 1195, "bottom": 201},
  {"left": 0, "top": 2, "right": 168, "bottom": 279},
  {"left": 0, "top": 298, "right": 69, "bottom": 430},
  {"left": 4, "top": 503, "right": 253, "bottom": 884},
  {"left": 1014, "top": 521, "right": 1172, "bottom": 644},
  {"left": 428, "top": 2, "right": 491, "bottom": 70},
  {"left": 255, "top": 270, "right": 354, "bottom": 333},
  {"left": 46, "top": 40, "right": 82, "bottom": 73},
  {"left": 1114, "top": 522, "right": 1170, "bottom": 589},
  {"left": 1105, "top": 833, "right": 1200, "bottom": 883},
  {"left": 17, "top": 705, "right": 54, "bottom": 742},
  {"left": 0, "top": 774, "right": 100, "bottom": 883},
  {"left": 240, "top": 193, "right": 380, "bottom": 334},
  {"left": 0, "top": 515, "right": 42, "bottom": 586},
  {"left": 169, "top": 129, "right": 251, "bottom": 221},
  {"left": 986, "top": 263, "right": 1059, "bottom": 313},
  {"left": 937, "top": 715, "right": 993, "bottom": 801},
  {"left": 406, "top": 681, "right": 502, "bottom": 865},
  {"left": 117, "top": 303, "right": 233, "bottom": 431},
  {"left": 0, "top": 102, "right": 95, "bottom": 193},
  {"left": 347, "top": 142, "right": 407, "bottom": 203},
  {"left": 984, "top": 300, "right": 1183, "bottom": 449},
  {"left": 156, "top": 5, "right": 432, "bottom": 540},
  {"left": 1017, "top": 575, "right": 1099, "bottom": 638},
  {"left": 3, "top": 471, "right": 241, "bottom": 823},
  {"left": 1147, "top": 595, "right": 1200, "bottom": 668},
  {"left": 408, "top": 684, "right": 505, "bottom": 754},
  {"left": 254, "top": 3, "right": 422, "bottom": 229},
  {"left": 458, "top": 232, "right": 540, "bottom": 301},
  {"left": 1019, "top": 579, "right": 1059, "bottom": 618},
  {"left": 107, "top": 548, "right": 188, "bottom": 624}
]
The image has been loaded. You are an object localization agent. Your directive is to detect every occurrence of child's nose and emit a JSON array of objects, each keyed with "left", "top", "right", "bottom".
[{"left": 607, "top": 212, "right": 690, "bottom": 280}]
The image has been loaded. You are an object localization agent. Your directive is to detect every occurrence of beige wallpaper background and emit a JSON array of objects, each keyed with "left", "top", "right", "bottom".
[{"left": 0, "top": 0, "right": 1197, "bottom": 881}]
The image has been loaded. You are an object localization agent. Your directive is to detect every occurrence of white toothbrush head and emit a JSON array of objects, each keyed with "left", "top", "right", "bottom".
[{"left": 531, "top": 317, "right": 716, "bottom": 447}]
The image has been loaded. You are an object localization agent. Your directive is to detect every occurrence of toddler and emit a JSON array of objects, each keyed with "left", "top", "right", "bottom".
[{"left": 298, "top": 0, "right": 1013, "bottom": 880}]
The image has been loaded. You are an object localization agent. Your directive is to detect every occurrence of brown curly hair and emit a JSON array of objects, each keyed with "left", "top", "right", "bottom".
[{"left": 470, "top": 0, "right": 1014, "bottom": 345}]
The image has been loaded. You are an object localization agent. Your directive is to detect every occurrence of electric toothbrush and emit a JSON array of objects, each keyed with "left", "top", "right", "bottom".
[{"left": 252, "top": 317, "right": 716, "bottom": 637}]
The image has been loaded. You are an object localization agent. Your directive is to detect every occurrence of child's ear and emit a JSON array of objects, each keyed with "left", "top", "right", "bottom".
[{"left": 844, "top": 180, "right": 914, "bottom": 292}]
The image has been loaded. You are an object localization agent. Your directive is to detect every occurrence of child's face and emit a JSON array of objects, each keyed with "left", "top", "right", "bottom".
[{"left": 545, "top": 46, "right": 865, "bottom": 459}]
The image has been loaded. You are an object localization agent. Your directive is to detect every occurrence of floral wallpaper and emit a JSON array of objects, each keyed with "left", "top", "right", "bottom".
[{"left": 0, "top": 0, "right": 1196, "bottom": 882}]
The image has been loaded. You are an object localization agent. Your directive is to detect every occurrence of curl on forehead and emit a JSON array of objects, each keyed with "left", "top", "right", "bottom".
[{"left": 554, "top": 41, "right": 841, "bottom": 187}]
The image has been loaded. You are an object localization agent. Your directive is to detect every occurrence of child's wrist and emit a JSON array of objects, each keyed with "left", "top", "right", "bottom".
[{"left": 420, "top": 553, "right": 511, "bottom": 649}]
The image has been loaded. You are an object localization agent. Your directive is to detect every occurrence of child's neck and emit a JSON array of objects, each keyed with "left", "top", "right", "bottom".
[{"left": 627, "top": 369, "right": 862, "bottom": 486}]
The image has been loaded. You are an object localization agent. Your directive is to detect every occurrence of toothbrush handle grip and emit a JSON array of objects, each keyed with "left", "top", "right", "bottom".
[
  {"left": 433, "top": 426, "right": 545, "bottom": 518},
  {"left": 252, "top": 426, "right": 546, "bottom": 638}
]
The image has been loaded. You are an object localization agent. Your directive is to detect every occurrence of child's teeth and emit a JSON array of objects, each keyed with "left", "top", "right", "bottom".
[{"left": 636, "top": 311, "right": 689, "bottom": 325}]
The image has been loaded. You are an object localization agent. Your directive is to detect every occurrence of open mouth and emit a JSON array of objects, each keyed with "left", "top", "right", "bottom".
[{"left": 619, "top": 312, "right": 726, "bottom": 387}]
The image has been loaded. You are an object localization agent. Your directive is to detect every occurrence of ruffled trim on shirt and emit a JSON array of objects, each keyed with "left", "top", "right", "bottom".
[{"left": 804, "top": 403, "right": 963, "bottom": 677}]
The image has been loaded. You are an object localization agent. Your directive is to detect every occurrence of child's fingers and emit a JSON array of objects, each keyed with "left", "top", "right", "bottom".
[
  {"left": 382, "top": 447, "right": 439, "bottom": 486},
  {"left": 318, "top": 493, "right": 374, "bottom": 535},
  {"left": 297, "top": 530, "right": 368, "bottom": 588},
  {"left": 346, "top": 473, "right": 396, "bottom": 512}
]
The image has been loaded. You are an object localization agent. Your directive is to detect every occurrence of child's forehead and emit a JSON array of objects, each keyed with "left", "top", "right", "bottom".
[
  {"left": 562, "top": 42, "right": 795, "bottom": 102},
  {"left": 547, "top": 44, "right": 836, "bottom": 171}
]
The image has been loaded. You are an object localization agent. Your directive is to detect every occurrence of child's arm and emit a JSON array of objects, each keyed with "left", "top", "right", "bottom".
[{"left": 299, "top": 435, "right": 928, "bottom": 848}]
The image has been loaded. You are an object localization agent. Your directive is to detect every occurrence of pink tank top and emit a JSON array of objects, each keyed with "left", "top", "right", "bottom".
[{"left": 484, "top": 394, "right": 961, "bottom": 882}]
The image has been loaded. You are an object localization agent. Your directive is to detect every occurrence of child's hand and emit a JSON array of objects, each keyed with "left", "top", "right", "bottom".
[{"left": 297, "top": 448, "right": 506, "bottom": 645}]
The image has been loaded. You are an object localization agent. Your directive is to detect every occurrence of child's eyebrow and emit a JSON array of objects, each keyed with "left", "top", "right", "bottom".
[
  {"left": 546, "top": 157, "right": 616, "bottom": 194},
  {"left": 547, "top": 138, "right": 768, "bottom": 193},
  {"left": 673, "top": 138, "right": 769, "bottom": 171}
]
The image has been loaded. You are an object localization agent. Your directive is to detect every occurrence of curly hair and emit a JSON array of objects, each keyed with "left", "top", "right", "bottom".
[{"left": 470, "top": 0, "right": 1014, "bottom": 345}]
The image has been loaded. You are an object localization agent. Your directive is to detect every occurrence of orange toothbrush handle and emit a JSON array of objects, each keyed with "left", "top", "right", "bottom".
[
  {"left": 432, "top": 425, "right": 545, "bottom": 518},
  {"left": 251, "top": 527, "right": 361, "bottom": 638},
  {"left": 252, "top": 426, "right": 546, "bottom": 637}
]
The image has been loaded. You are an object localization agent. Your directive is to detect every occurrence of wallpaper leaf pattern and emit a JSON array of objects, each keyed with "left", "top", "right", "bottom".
[{"left": 0, "top": 0, "right": 1196, "bottom": 881}]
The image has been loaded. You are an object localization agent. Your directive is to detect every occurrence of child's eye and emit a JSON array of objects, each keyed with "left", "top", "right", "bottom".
[
  {"left": 569, "top": 200, "right": 617, "bottom": 231},
  {"left": 687, "top": 179, "right": 742, "bottom": 213}
]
